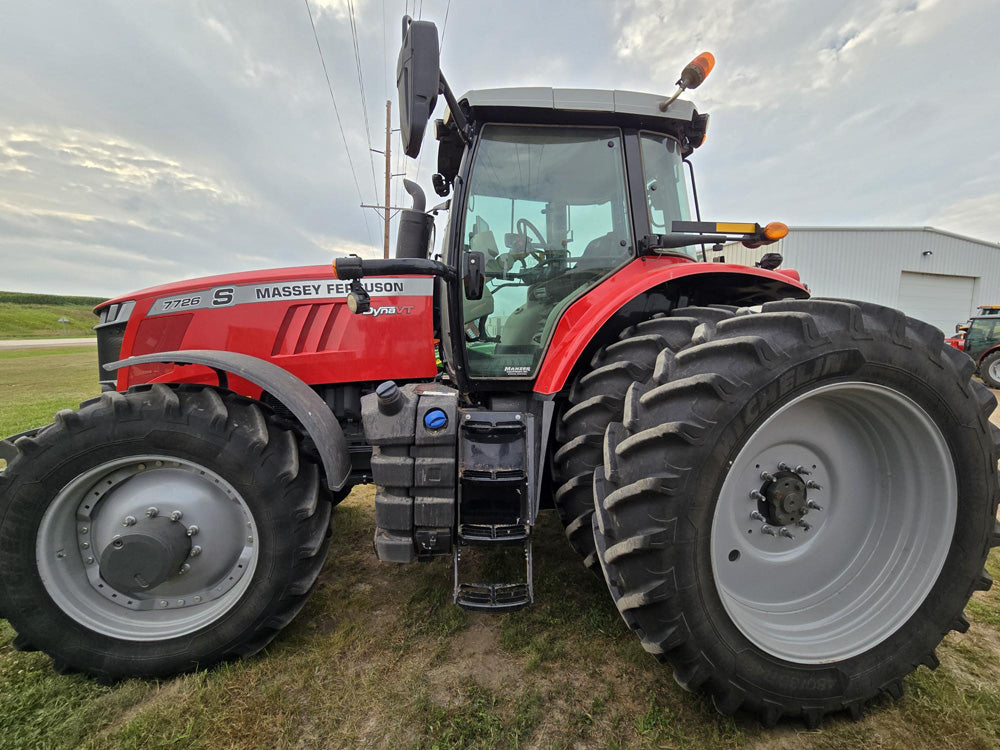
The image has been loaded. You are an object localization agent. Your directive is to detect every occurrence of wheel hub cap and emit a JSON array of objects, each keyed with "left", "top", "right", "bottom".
[
  {"left": 760, "top": 471, "right": 808, "bottom": 527},
  {"left": 99, "top": 517, "right": 191, "bottom": 594}
]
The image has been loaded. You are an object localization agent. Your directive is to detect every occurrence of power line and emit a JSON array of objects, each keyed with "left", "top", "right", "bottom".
[
  {"left": 347, "top": 0, "right": 382, "bottom": 200},
  {"left": 302, "top": 0, "right": 375, "bottom": 246},
  {"left": 440, "top": 0, "right": 452, "bottom": 47}
]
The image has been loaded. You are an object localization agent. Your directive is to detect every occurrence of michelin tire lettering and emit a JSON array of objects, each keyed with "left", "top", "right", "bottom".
[{"left": 148, "top": 277, "right": 433, "bottom": 316}]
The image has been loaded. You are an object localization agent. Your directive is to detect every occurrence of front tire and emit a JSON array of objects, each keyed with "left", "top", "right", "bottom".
[
  {"left": 0, "top": 384, "right": 331, "bottom": 680},
  {"left": 981, "top": 350, "right": 1000, "bottom": 389},
  {"left": 592, "top": 299, "right": 1000, "bottom": 726}
]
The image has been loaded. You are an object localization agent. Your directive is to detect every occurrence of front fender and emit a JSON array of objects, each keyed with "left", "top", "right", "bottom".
[
  {"left": 533, "top": 256, "right": 809, "bottom": 395},
  {"left": 105, "top": 350, "right": 350, "bottom": 490},
  {"left": 977, "top": 344, "right": 1000, "bottom": 367}
]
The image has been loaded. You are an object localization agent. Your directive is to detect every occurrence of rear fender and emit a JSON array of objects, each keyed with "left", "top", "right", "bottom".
[
  {"left": 533, "top": 257, "right": 809, "bottom": 395},
  {"left": 105, "top": 350, "right": 350, "bottom": 491}
]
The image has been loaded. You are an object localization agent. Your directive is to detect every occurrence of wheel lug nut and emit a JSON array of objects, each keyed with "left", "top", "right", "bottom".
[
  {"left": 169, "top": 510, "right": 183, "bottom": 522},
  {"left": 79, "top": 527, "right": 88, "bottom": 535},
  {"left": 776, "top": 461, "right": 792, "bottom": 472},
  {"left": 186, "top": 525, "right": 199, "bottom": 537},
  {"left": 190, "top": 545, "right": 202, "bottom": 558},
  {"left": 145, "top": 507, "right": 158, "bottom": 518},
  {"left": 761, "top": 524, "right": 776, "bottom": 536},
  {"left": 122, "top": 515, "right": 136, "bottom": 527},
  {"left": 748, "top": 490, "right": 765, "bottom": 501},
  {"left": 806, "top": 480, "right": 822, "bottom": 490},
  {"left": 749, "top": 510, "right": 765, "bottom": 521},
  {"left": 178, "top": 563, "right": 191, "bottom": 575},
  {"left": 760, "top": 471, "right": 775, "bottom": 482},
  {"left": 797, "top": 520, "right": 812, "bottom": 531},
  {"left": 81, "top": 542, "right": 90, "bottom": 549},
  {"left": 86, "top": 556, "right": 95, "bottom": 564},
  {"left": 807, "top": 500, "right": 823, "bottom": 511},
  {"left": 778, "top": 527, "right": 795, "bottom": 539},
  {"left": 795, "top": 465, "right": 811, "bottom": 475}
]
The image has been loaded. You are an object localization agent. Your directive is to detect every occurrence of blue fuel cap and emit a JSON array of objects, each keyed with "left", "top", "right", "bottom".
[{"left": 423, "top": 408, "right": 448, "bottom": 430}]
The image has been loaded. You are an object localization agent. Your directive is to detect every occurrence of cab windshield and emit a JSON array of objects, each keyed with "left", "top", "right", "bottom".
[
  {"left": 640, "top": 132, "right": 695, "bottom": 258},
  {"left": 460, "top": 125, "right": 632, "bottom": 378}
]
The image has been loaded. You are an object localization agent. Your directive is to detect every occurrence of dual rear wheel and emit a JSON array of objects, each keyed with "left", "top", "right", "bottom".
[{"left": 555, "top": 298, "right": 1000, "bottom": 725}]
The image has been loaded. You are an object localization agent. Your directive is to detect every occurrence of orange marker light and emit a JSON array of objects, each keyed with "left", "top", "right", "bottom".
[
  {"left": 763, "top": 222, "right": 789, "bottom": 241},
  {"left": 679, "top": 52, "right": 716, "bottom": 90}
]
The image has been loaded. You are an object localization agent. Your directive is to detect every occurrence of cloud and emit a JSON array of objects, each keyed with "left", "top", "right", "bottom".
[
  {"left": 0, "top": 0, "right": 997, "bottom": 298},
  {"left": 930, "top": 194, "right": 1000, "bottom": 244},
  {"left": 612, "top": 0, "right": 948, "bottom": 109}
]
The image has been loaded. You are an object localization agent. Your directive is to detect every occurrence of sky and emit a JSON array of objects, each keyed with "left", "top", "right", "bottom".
[{"left": 0, "top": 0, "right": 997, "bottom": 297}]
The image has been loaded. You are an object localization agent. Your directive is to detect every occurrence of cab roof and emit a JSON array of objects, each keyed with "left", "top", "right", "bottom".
[
  {"left": 434, "top": 87, "right": 708, "bottom": 183},
  {"left": 460, "top": 87, "right": 697, "bottom": 124}
]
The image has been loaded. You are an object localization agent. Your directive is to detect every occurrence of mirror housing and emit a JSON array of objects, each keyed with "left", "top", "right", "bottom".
[
  {"left": 396, "top": 16, "right": 440, "bottom": 158},
  {"left": 757, "top": 252, "right": 783, "bottom": 270}
]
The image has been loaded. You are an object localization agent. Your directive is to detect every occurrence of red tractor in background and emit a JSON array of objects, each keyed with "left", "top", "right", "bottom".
[{"left": 1, "top": 17, "right": 998, "bottom": 728}]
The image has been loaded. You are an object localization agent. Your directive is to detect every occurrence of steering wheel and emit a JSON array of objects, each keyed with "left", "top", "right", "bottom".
[{"left": 515, "top": 217, "right": 548, "bottom": 260}]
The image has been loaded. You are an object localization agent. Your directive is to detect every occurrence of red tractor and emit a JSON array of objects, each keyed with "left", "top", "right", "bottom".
[{"left": 1, "top": 17, "right": 997, "bottom": 727}]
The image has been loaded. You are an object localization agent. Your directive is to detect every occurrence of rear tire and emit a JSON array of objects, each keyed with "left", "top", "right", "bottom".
[
  {"left": 552, "top": 307, "right": 737, "bottom": 570},
  {"left": 592, "top": 299, "right": 1000, "bottom": 726},
  {"left": 0, "top": 384, "right": 331, "bottom": 680}
]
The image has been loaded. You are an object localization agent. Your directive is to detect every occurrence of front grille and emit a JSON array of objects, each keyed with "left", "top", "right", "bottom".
[{"left": 96, "top": 323, "right": 126, "bottom": 385}]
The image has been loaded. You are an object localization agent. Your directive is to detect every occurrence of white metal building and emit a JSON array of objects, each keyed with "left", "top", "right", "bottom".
[{"left": 722, "top": 227, "right": 1000, "bottom": 334}]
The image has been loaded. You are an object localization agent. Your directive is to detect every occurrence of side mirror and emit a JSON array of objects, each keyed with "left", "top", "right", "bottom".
[
  {"left": 396, "top": 16, "right": 440, "bottom": 158},
  {"left": 757, "top": 252, "right": 783, "bottom": 270},
  {"left": 463, "top": 252, "right": 485, "bottom": 300}
]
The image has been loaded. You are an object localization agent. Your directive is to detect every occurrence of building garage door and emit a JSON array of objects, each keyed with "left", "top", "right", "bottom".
[{"left": 897, "top": 271, "right": 976, "bottom": 334}]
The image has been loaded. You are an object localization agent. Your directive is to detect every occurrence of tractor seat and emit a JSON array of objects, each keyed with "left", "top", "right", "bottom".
[{"left": 574, "top": 232, "right": 630, "bottom": 272}]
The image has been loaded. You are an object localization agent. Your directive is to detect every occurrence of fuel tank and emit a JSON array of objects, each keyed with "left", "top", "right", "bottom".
[{"left": 95, "top": 265, "right": 438, "bottom": 395}]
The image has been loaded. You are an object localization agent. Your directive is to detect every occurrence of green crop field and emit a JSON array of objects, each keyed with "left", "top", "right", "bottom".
[
  {"left": 1, "top": 348, "right": 999, "bottom": 749},
  {"left": 0, "top": 291, "right": 107, "bottom": 340}
]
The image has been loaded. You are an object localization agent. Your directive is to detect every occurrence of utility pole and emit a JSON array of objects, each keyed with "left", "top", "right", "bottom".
[
  {"left": 383, "top": 100, "right": 392, "bottom": 258},
  {"left": 362, "top": 99, "right": 407, "bottom": 258}
]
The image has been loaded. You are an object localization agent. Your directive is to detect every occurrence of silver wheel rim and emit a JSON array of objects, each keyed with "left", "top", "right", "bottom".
[
  {"left": 37, "top": 455, "right": 258, "bottom": 640},
  {"left": 710, "top": 382, "right": 956, "bottom": 664},
  {"left": 989, "top": 358, "right": 1000, "bottom": 382}
]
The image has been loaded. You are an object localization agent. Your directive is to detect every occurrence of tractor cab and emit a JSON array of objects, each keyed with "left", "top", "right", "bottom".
[
  {"left": 382, "top": 16, "right": 782, "bottom": 389},
  {"left": 438, "top": 89, "right": 703, "bottom": 380}
]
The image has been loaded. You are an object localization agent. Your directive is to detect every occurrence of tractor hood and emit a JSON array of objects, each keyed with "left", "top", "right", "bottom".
[{"left": 96, "top": 265, "right": 336, "bottom": 312}]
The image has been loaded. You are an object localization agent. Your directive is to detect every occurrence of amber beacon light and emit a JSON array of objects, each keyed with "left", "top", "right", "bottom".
[
  {"left": 763, "top": 222, "right": 789, "bottom": 241},
  {"left": 660, "top": 51, "right": 716, "bottom": 111}
]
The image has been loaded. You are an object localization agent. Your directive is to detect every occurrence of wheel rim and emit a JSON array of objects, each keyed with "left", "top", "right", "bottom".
[
  {"left": 710, "top": 382, "right": 956, "bottom": 664},
  {"left": 37, "top": 455, "right": 258, "bottom": 640},
  {"left": 989, "top": 358, "right": 1000, "bottom": 382}
]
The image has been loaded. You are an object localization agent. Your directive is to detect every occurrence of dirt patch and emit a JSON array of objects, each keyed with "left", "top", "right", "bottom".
[{"left": 422, "top": 616, "right": 521, "bottom": 703}]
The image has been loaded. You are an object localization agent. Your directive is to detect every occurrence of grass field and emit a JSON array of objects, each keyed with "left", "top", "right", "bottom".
[
  {"left": 0, "top": 291, "right": 106, "bottom": 340},
  {"left": 1, "top": 348, "right": 999, "bottom": 749}
]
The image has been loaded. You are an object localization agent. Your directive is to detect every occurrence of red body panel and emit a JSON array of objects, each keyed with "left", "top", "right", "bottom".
[
  {"left": 103, "top": 258, "right": 807, "bottom": 397},
  {"left": 105, "top": 265, "right": 438, "bottom": 395},
  {"left": 532, "top": 256, "right": 809, "bottom": 395}
]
